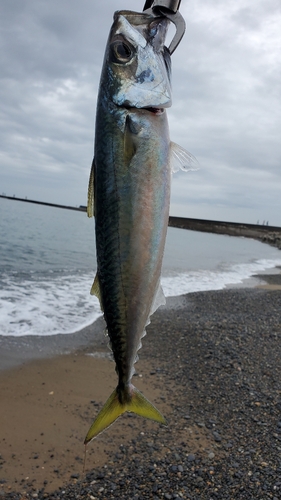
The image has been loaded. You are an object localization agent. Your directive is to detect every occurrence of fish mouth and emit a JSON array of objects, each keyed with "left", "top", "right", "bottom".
[
  {"left": 143, "top": 107, "right": 164, "bottom": 115},
  {"left": 121, "top": 103, "right": 165, "bottom": 115}
]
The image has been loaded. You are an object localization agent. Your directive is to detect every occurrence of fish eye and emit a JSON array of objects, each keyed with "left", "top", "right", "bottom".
[{"left": 111, "top": 41, "right": 134, "bottom": 63}]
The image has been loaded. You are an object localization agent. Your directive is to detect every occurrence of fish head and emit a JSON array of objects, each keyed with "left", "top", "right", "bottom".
[{"left": 102, "top": 11, "right": 172, "bottom": 110}]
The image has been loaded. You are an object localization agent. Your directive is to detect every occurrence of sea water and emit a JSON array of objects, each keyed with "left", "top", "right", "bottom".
[{"left": 1, "top": 198, "right": 281, "bottom": 337}]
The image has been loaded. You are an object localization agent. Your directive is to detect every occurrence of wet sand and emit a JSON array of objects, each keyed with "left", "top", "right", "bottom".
[
  {"left": 0, "top": 350, "right": 169, "bottom": 494},
  {"left": 0, "top": 317, "right": 107, "bottom": 372},
  {"left": 0, "top": 273, "right": 281, "bottom": 498}
]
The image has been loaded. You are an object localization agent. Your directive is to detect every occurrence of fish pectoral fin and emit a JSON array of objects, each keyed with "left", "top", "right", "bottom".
[
  {"left": 170, "top": 141, "right": 200, "bottom": 174},
  {"left": 84, "top": 388, "right": 125, "bottom": 444},
  {"left": 84, "top": 385, "right": 167, "bottom": 445},
  {"left": 90, "top": 273, "right": 103, "bottom": 311},
  {"left": 124, "top": 116, "right": 137, "bottom": 167},
  {"left": 87, "top": 158, "right": 95, "bottom": 218}
]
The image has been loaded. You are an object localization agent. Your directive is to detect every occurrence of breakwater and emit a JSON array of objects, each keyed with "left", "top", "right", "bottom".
[
  {"left": 1, "top": 195, "right": 280, "bottom": 249},
  {"left": 169, "top": 216, "right": 281, "bottom": 249}
]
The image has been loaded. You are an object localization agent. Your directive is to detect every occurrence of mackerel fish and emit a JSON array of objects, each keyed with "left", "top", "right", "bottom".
[{"left": 85, "top": 9, "right": 197, "bottom": 444}]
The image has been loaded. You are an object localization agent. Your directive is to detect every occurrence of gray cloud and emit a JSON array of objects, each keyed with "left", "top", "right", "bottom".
[{"left": 0, "top": 0, "right": 280, "bottom": 223}]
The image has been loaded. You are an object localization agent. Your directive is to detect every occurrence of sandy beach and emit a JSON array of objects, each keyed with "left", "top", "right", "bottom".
[{"left": 1, "top": 273, "right": 281, "bottom": 499}]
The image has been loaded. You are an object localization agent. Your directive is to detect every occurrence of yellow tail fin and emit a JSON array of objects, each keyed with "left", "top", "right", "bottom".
[{"left": 84, "top": 385, "right": 166, "bottom": 444}]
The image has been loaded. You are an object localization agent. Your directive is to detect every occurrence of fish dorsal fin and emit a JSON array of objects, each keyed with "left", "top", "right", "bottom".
[
  {"left": 170, "top": 141, "right": 200, "bottom": 174},
  {"left": 90, "top": 273, "right": 103, "bottom": 311},
  {"left": 87, "top": 158, "right": 95, "bottom": 218}
]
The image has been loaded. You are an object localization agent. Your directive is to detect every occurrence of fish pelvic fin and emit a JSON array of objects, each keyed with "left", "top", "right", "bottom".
[
  {"left": 90, "top": 273, "right": 104, "bottom": 312},
  {"left": 84, "top": 385, "right": 166, "bottom": 445}
]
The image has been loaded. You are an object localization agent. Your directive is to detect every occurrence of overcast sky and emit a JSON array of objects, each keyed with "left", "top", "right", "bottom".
[{"left": 1, "top": 0, "right": 280, "bottom": 224}]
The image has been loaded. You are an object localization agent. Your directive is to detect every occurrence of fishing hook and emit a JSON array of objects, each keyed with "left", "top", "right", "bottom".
[{"left": 143, "top": 0, "right": 186, "bottom": 54}]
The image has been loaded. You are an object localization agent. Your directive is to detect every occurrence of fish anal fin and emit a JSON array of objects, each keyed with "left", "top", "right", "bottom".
[
  {"left": 87, "top": 158, "right": 95, "bottom": 218},
  {"left": 144, "top": 285, "right": 165, "bottom": 329},
  {"left": 90, "top": 273, "right": 103, "bottom": 311},
  {"left": 170, "top": 141, "right": 200, "bottom": 173},
  {"left": 84, "top": 385, "right": 167, "bottom": 445},
  {"left": 150, "top": 284, "right": 166, "bottom": 316}
]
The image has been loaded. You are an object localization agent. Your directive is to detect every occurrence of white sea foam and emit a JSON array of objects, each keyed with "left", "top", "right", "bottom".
[
  {"left": 162, "top": 258, "right": 281, "bottom": 297},
  {"left": 0, "top": 272, "right": 101, "bottom": 337},
  {"left": 1, "top": 258, "right": 280, "bottom": 337}
]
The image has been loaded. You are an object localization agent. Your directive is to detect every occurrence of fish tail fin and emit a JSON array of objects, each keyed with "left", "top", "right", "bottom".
[
  {"left": 84, "top": 388, "right": 125, "bottom": 444},
  {"left": 84, "top": 385, "right": 166, "bottom": 445},
  {"left": 126, "top": 386, "right": 166, "bottom": 424}
]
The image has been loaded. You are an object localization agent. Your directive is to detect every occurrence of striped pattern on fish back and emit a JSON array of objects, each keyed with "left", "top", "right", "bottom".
[{"left": 94, "top": 104, "right": 131, "bottom": 383}]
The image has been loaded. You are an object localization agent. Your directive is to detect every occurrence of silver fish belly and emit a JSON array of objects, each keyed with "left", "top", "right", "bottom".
[{"left": 85, "top": 11, "right": 174, "bottom": 444}]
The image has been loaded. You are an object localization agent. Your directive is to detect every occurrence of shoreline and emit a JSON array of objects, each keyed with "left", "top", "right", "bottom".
[
  {"left": 0, "top": 277, "right": 281, "bottom": 497},
  {"left": 0, "top": 295, "right": 186, "bottom": 373},
  {"left": 0, "top": 268, "right": 280, "bottom": 373},
  {"left": 0, "top": 316, "right": 106, "bottom": 372}
]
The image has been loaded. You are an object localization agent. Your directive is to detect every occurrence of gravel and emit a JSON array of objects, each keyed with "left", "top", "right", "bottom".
[{"left": 2, "top": 288, "right": 281, "bottom": 499}]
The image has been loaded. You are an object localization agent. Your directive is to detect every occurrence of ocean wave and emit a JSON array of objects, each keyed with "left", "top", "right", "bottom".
[
  {"left": 0, "top": 272, "right": 101, "bottom": 337},
  {"left": 0, "top": 258, "right": 280, "bottom": 337}
]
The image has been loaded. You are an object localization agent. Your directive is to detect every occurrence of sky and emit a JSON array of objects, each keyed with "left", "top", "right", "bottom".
[{"left": 0, "top": 0, "right": 280, "bottom": 225}]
